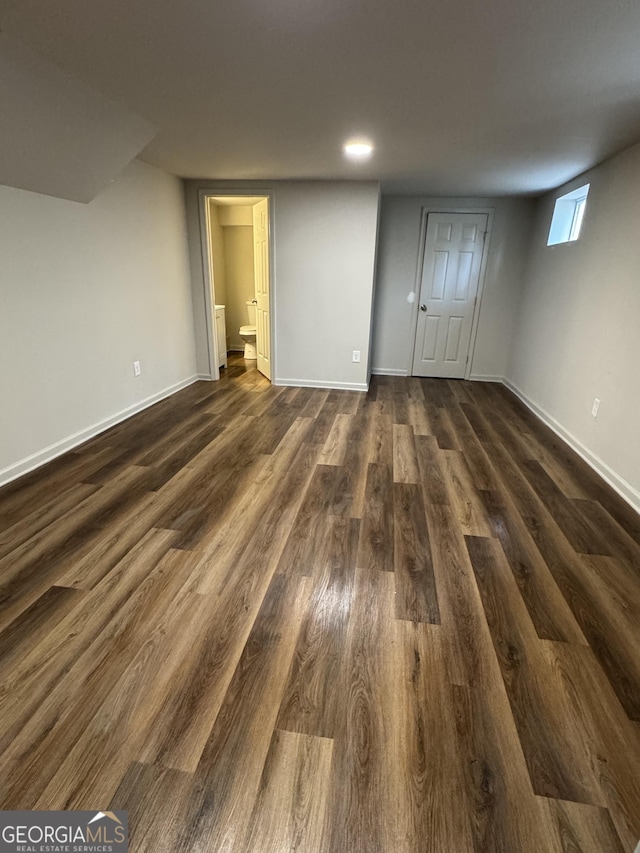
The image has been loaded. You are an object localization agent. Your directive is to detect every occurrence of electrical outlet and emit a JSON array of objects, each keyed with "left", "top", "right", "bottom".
[
  {"left": 591, "top": 397, "right": 600, "bottom": 418},
  {"left": 133, "top": 361, "right": 141, "bottom": 377},
  {"left": 352, "top": 350, "right": 361, "bottom": 363}
]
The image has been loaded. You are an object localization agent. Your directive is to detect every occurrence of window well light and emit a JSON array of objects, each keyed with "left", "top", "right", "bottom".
[
  {"left": 547, "top": 183, "right": 590, "bottom": 246},
  {"left": 344, "top": 140, "right": 374, "bottom": 160}
]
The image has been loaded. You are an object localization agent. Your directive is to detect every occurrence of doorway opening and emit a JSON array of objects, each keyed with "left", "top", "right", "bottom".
[{"left": 203, "top": 194, "right": 272, "bottom": 382}]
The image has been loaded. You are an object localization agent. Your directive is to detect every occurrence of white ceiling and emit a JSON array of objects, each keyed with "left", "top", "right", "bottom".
[
  {"left": 0, "top": 33, "right": 155, "bottom": 202},
  {"left": 3, "top": 0, "right": 640, "bottom": 196}
]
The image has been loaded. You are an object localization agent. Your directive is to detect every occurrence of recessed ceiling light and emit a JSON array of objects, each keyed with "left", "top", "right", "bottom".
[{"left": 344, "top": 140, "right": 374, "bottom": 160}]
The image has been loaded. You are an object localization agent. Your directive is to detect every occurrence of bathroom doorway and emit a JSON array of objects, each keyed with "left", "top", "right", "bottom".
[{"left": 203, "top": 194, "right": 272, "bottom": 382}]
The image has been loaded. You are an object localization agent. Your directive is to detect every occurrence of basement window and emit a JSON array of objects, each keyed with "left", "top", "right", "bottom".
[{"left": 547, "top": 184, "right": 590, "bottom": 246}]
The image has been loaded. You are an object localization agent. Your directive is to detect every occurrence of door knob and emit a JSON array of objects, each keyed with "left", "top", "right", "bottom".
[{"left": 420, "top": 304, "right": 427, "bottom": 312}]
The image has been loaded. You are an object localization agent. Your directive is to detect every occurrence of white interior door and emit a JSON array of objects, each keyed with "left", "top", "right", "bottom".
[
  {"left": 412, "top": 212, "right": 487, "bottom": 378},
  {"left": 252, "top": 198, "right": 271, "bottom": 380}
]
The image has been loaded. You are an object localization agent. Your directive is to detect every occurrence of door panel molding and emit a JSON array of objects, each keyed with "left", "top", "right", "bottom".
[
  {"left": 253, "top": 198, "right": 271, "bottom": 380},
  {"left": 407, "top": 206, "right": 493, "bottom": 379}
]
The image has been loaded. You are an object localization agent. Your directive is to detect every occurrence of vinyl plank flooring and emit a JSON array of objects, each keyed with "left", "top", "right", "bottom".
[
  {"left": 441, "top": 449, "right": 493, "bottom": 536},
  {"left": 420, "top": 377, "right": 453, "bottom": 408},
  {"left": 393, "top": 483, "right": 439, "bottom": 624},
  {"left": 136, "top": 490, "right": 319, "bottom": 773},
  {"left": 545, "top": 641, "right": 640, "bottom": 850},
  {"left": 54, "top": 491, "right": 160, "bottom": 589},
  {"left": 109, "top": 762, "right": 194, "bottom": 853},
  {"left": 472, "top": 385, "right": 533, "bottom": 459},
  {"left": 446, "top": 404, "right": 497, "bottom": 490},
  {"left": 392, "top": 423, "right": 420, "bottom": 484},
  {"left": 479, "top": 384, "right": 640, "bottom": 544},
  {"left": 417, "top": 508, "right": 558, "bottom": 850},
  {"left": 480, "top": 488, "right": 588, "bottom": 645},
  {"left": 142, "top": 417, "right": 223, "bottom": 491},
  {"left": 35, "top": 553, "right": 206, "bottom": 809},
  {"left": 0, "top": 585, "right": 85, "bottom": 676},
  {"left": 486, "top": 441, "right": 640, "bottom": 721},
  {"left": 446, "top": 378, "right": 476, "bottom": 406},
  {"left": 299, "top": 388, "right": 330, "bottom": 419},
  {"left": 391, "top": 621, "right": 473, "bottom": 851},
  {"left": 324, "top": 568, "right": 398, "bottom": 853},
  {"left": 171, "top": 574, "right": 311, "bottom": 853},
  {"left": 0, "top": 482, "right": 100, "bottom": 559},
  {"left": 375, "top": 380, "right": 395, "bottom": 416},
  {"left": 423, "top": 502, "right": 478, "bottom": 688},
  {"left": 430, "top": 407, "right": 462, "bottom": 450},
  {"left": 328, "top": 388, "right": 361, "bottom": 415},
  {"left": 327, "top": 405, "right": 373, "bottom": 518},
  {"left": 134, "top": 552, "right": 279, "bottom": 772},
  {"left": 276, "top": 516, "right": 358, "bottom": 738},
  {"left": 414, "top": 434, "right": 450, "bottom": 505},
  {"left": 520, "top": 460, "right": 612, "bottom": 556},
  {"left": 187, "top": 420, "right": 315, "bottom": 594},
  {"left": 0, "top": 528, "right": 177, "bottom": 758},
  {"left": 306, "top": 396, "right": 338, "bottom": 445},
  {"left": 453, "top": 670, "right": 580, "bottom": 853},
  {"left": 0, "top": 465, "right": 153, "bottom": 630},
  {"left": 276, "top": 464, "right": 341, "bottom": 578},
  {"left": 356, "top": 462, "right": 394, "bottom": 572},
  {"left": 407, "top": 399, "right": 432, "bottom": 436},
  {"left": 368, "top": 404, "right": 393, "bottom": 467},
  {"left": 423, "top": 499, "right": 579, "bottom": 853},
  {"left": 575, "top": 497, "right": 640, "bottom": 572},
  {"left": 318, "top": 412, "right": 353, "bottom": 466},
  {"left": 0, "top": 363, "right": 638, "bottom": 852},
  {"left": 243, "top": 729, "right": 334, "bottom": 853},
  {"left": 0, "top": 447, "right": 120, "bottom": 529},
  {"left": 466, "top": 535, "right": 605, "bottom": 805},
  {"left": 253, "top": 406, "right": 304, "bottom": 456},
  {"left": 573, "top": 554, "right": 640, "bottom": 720},
  {"left": 0, "top": 545, "right": 197, "bottom": 806},
  {"left": 518, "top": 431, "right": 593, "bottom": 501},
  {"left": 537, "top": 798, "right": 626, "bottom": 853},
  {"left": 392, "top": 384, "right": 410, "bottom": 425}
]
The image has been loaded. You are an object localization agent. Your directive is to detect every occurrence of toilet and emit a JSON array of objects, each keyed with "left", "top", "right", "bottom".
[{"left": 239, "top": 300, "right": 257, "bottom": 360}]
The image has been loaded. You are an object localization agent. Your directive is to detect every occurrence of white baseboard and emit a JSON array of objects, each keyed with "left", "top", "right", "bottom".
[
  {"left": 275, "top": 377, "right": 368, "bottom": 392},
  {"left": 371, "top": 367, "right": 409, "bottom": 377},
  {"left": 469, "top": 373, "right": 504, "bottom": 383},
  {"left": 503, "top": 378, "right": 640, "bottom": 514},
  {"left": 0, "top": 375, "right": 201, "bottom": 489}
]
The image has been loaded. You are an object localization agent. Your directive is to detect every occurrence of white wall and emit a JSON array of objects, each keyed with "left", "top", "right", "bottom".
[
  {"left": 507, "top": 142, "right": 640, "bottom": 509},
  {"left": 371, "top": 196, "right": 535, "bottom": 379},
  {"left": 218, "top": 205, "right": 253, "bottom": 227},
  {"left": 185, "top": 180, "right": 381, "bottom": 390},
  {"left": 0, "top": 159, "right": 197, "bottom": 484},
  {"left": 274, "top": 182, "right": 380, "bottom": 388},
  {"left": 207, "top": 202, "right": 227, "bottom": 308}
]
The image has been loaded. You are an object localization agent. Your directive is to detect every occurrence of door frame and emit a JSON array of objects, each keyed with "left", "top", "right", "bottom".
[
  {"left": 408, "top": 206, "right": 494, "bottom": 380},
  {"left": 198, "top": 188, "right": 276, "bottom": 381}
]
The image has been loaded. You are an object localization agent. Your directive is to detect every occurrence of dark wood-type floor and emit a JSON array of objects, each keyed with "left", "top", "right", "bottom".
[{"left": 0, "top": 354, "right": 639, "bottom": 852}]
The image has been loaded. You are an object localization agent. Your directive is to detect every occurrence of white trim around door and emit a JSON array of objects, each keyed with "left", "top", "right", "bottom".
[
  {"left": 197, "top": 188, "right": 276, "bottom": 381},
  {"left": 408, "top": 206, "right": 493, "bottom": 379}
]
